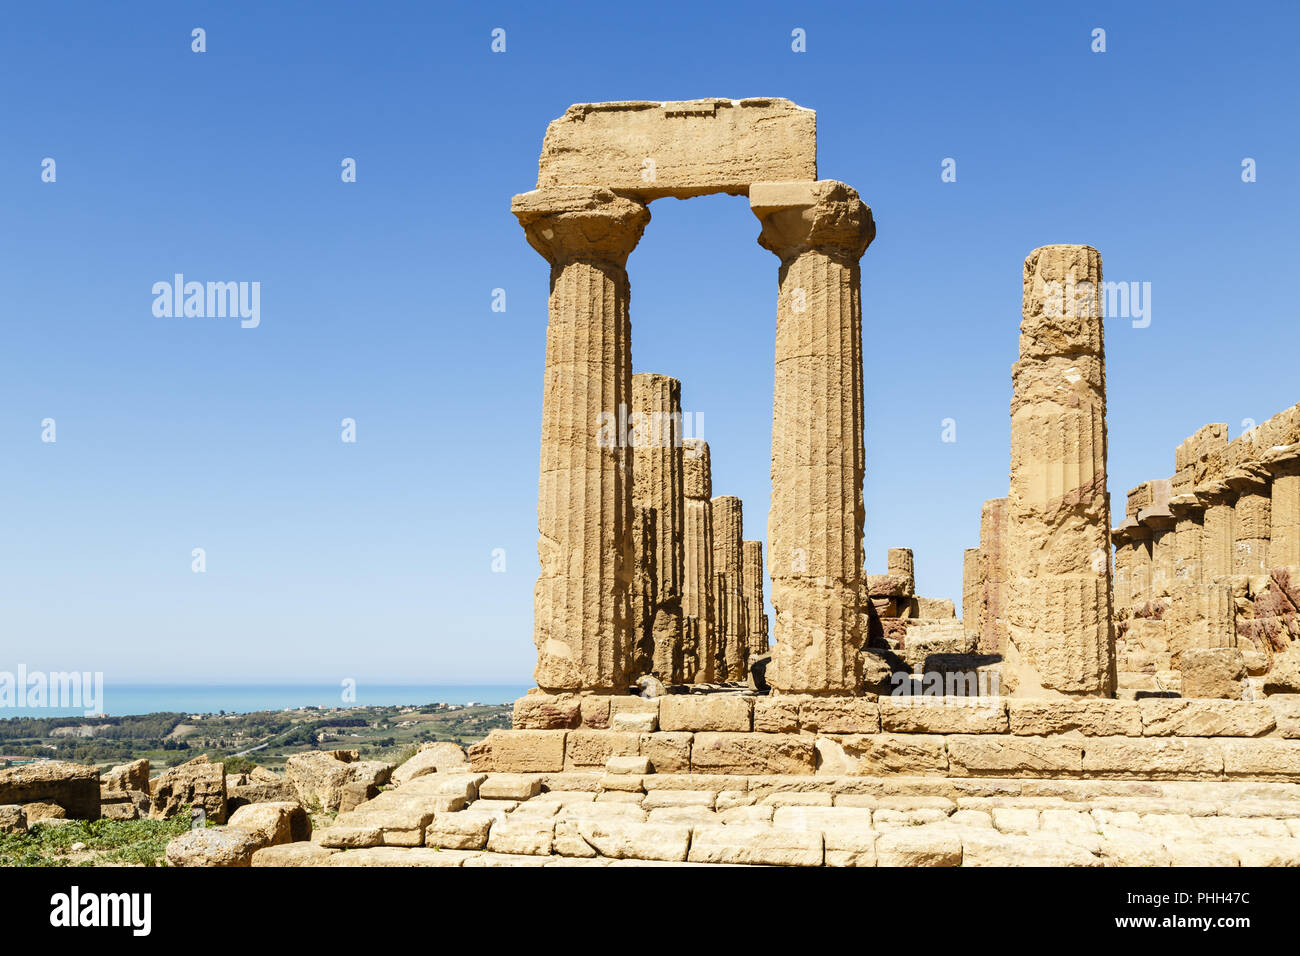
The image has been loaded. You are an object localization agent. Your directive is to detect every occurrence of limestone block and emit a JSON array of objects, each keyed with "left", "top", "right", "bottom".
[
  {"left": 1007, "top": 699, "right": 1142, "bottom": 736},
  {"left": 1221, "top": 739, "right": 1300, "bottom": 779},
  {"left": 962, "top": 831, "right": 1100, "bottom": 867},
  {"left": 574, "top": 821, "right": 692, "bottom": 862},
  {"left": 227, "top": 801, "right": 306, "bottom": 848},
  {"left": 799, "top": 697, "right": 880, "bottom": 733},
  {"left": 1269, "top": 695, "right": 1300, "bottom": 737},
  {"left": 251, "top": 843, "right": 337, "bottom": 867},
  {"left": 1178, "top": 647, "right": 1246, "bottom": 699},
  {"left": 0, "top": 761, "right": 99, "bottom": 821},
  {"left": 639, "top": 732, "right": 692, "bottom": 773},
  {"left": 754, "top": 696, "right": 801, "bottom": 733},
  {"left": 537, "top": 98, "right": 817, "bottom": 200},
  {"left": 486, "top": 819, "right": 554, "bottom": 856},
  {"left": 946, "top": 736, "right": 1084, "bottom": 777},
  {"left": 579, "top": 696, "right": 611, "bottom": 729},
  {"left": 659, "top": 694, "right": 752, "bottom": 732},
  {"left": 425, "top": 812, "right": 494, "bottom": 850},
  {"left": 690, "top": 732, "right": 816, "bottom": 775},
  {"left": 875, "top": 826, "right": 962, "bottom": 867},
  {"left": 151, "top": 755, "right": 226, "bottom": 822},
  {"left": 687, "top": 824, "right": 823, "bottom": 866},
  {"left": 563, "top": 730, "right": 639, "bottom": 770},
  {"left": 836, "top": 734, "right": 950, "bottom": 776},
  {"left": 512, "top": 694, "right": 581, "bottom": 730},
  {"left": 640, "top": 790, "right": 715, "bottom": 809},
  {"left": 479, "top": 730, "right": 567, "bottom": 773},
  {"left": 1081, "top": 738, "right": 1223, "bottom": 779},
  {"left": 879, "top": 698, "right": 1008, "bottom": 734},
  {"left": 1138, "top": 699, "right": 1275, "bottom": 737},
  {"left": 165, "top": 827, "right": 262, "bottom": 867}
]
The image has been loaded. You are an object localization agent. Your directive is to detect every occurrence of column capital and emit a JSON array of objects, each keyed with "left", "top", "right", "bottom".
[
  {"left": 1168, "top": 492, "right": 1204, "bottom": 518},
  {"left": 1224, "top": 465, "right": 1269, "bottom": 494},
  {"left": 512, "top": 187, "right": 650, "bottom": 267},
  {"left": 1261, "top": 443, "right": 1300, "bottom": 477},
  {"left": 750, "top": 180, "right": 875, "bottom": 263}
]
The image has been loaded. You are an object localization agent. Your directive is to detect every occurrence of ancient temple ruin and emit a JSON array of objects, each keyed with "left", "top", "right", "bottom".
[{"left": 470, "top": 97, "right": 1300, "bottom": 796}]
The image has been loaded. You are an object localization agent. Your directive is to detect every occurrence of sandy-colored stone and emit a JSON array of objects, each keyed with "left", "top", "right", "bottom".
[
  {"left": 753, "top": 180, "right": 874, "bottom": 695},
  {"left": 691, "top": 733, "right": 816, "bottom": 775},
  {"left": 659, "top": 694, "right": 752, "bottom": 732},
  {"left": 1139, "top": 699, "right": 1274, "bottom": 737},
  {"left": 879, "top": 697, "right": 1008, "bottom": 734},
  {"left": 1007, "top": 699, "right": 1142, "bottom": 736},
  {"left": 688, "top": 823, "right": 823, "bottom": 866},
  {"left": 1004, "top": 245, "right": 1115, "bottom": 697},
  {"left": 536, "top": 98, "right": 817, "bottom": 200}
]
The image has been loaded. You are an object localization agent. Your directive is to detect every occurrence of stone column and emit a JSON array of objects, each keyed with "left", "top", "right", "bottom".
[
  {"left": 1265, "top": 451, "right": 1300, "bottom": 567},
  {"left": 887, "top": 548, "right": 915, "bottom": 596},
  {"left": 711, "top": 495, "right": 748, "bottom": 681},
  {"left": 751, "top": 180, "right": 875, "bottom": 695},
  {"left": 742, "top": 540, "right": 769, "bottom": 657},
  {"left": 1199, "top": 482, "right": 1236, "bottom": 582},
  {"left": 978, "top": 497, "right": 1009, "bottom": 653},
  {"left": 630, "top": 372, "right": 685, "bottom": 681},
  {"left": 1227, "top": 469, "right": 1271, "bottom": 576},
  {"left": 1169, "top": 494, "right": 1205, "bottom": 588},
  {"left": 1138, "top": 481, "right": 1175, "bottom": 601},
  {"left": 1128, "top": 529, "right": 1152, "bottom": 609},
  {"left": 962, "top": 547, "right": 984, "bottom": 643},
  {"left": 512, "top": 188, "right": 650, "bottom": 693},
  {"left": 681, "top": 439, "right": 714, "bottom": 682},
  {"left": 1005, "top": 245, "right": 1115, "bottom": 697},
  {"left": 1112, "top": 516, "right": 1140, "bottom": 609}
]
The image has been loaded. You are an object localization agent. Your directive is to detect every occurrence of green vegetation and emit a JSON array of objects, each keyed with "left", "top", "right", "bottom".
[
  {"left": 0, "top": 815, "right": 192, "bottom": 867},
  {"left": 0, "top": 702, "right": 511, "bottom": 773}
]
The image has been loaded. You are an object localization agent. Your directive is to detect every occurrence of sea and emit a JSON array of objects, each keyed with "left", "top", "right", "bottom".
[{"left": 0, "top": 683, "right": 531, "bottom": 719}]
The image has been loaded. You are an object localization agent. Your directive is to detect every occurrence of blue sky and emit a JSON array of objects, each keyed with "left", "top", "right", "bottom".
[{"left": 1, "top": 1, "right": 1296, "bottom": 685}]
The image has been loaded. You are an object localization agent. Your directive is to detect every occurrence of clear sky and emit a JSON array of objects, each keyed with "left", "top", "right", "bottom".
[{"left": 1, "top": 1, "right": 1297, "bottom": 685}]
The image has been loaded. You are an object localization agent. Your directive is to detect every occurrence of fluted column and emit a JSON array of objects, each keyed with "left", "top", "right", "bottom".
[
  {"left": 742, "top": 540, "right": 770, "bottom": 657},
  {"left": 1227, "top": 469, "right": 1271, "bottom": 576},
  {"left": 1199, "top": 482, "right": 1236, "bottom": 582},
  {"left": 513, "top": 188, "right": 650, "bottom": 693},
  {"left": 1005, "top": 245, "right": 1115, "bottom": 697},
  {"left": 681, "top": 438, "right": 715, "bottom": 682},
  {"left": 751, "top": 180, "right": 874, "bottom": 695},
  {"left": 1265, "top": 451, "right": 1300, "bottom": 567},
  {"left": 978, "top": 497, "right": 1009, "bottom": 653},
  {"left": 711, "top": 495, "right": 748, "bottom": 680},
  {"left": 630, "top": 372, "right": 685, "bottom": 681}
]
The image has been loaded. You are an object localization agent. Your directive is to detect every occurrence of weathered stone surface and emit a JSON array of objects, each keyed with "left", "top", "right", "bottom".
[
  {"left": 478, "top": 774, "right": 542, "bottom": 801},
  {"left": 227, "top": 801, "right": 307, "bottom": 847},
  {"left": 711, "top": 496, "right": 749, "bottom": 680},
  {"left": 947, "top": 736, "right": 1084, "bottom": 777},
  {"left": 102, "top": 759, "right": 149, "bottom": 794},
  {"left": 691, "top": 732, "right": 815, "bottom": 775},
  {"left": 682, "top": 476, "right": 716, "bottom": 683},
  {"left": 1178, "top": 648, "right": 1246, "bottom": 699},
  {"left": 1004, "top": 245, "right": 1115, "bottom": 697},
  {"left": 392, "top": 742, "right": 469, "bottom": 786},
  {"left": 1270, "top": 696, "right": 1300, "bottom": 737},
  {"left": 475, "top": 730, "right": 567, "bottom": 773},
  {"left": 425, "top": 812, "right": 495, "bottom": 850},
  {"left": 0, "top": 805, "right": 26, "bottom": 833},
  {"left": 799, "top": 697, "right": 880, "bottom": 733},
  {"left": 564, "top": 730, "right": 639, "bottom": 770},
  {"left": 486, "top": 818, "right": 554, "bottom": 856},
  {"left": 753, "top": 696, "right": 801, "bottom": 733},
  {"left": 875, "top": 825, "right": 962, "bottom": 867},
  {"left": 165, "top": 827, "right": 262, "bottom": 867},
  {"left": 978, "top": 498, "right": 1010, "bottom": 653},
  {"left": 631, "top": 372, "right": 686, "bottom": 682},
  {"left": 536, "top": 99, "right": 817, "bottom": 200},
  {"left": 150, "top": 755, "right": 226, "bottom": 823},
  {"left": 688, "top": 823, "right": 823, "bottom": 866},
  {"left": 251, "top": 842, "right": 337, "bottom": 867},
  {"left": 640, "top": 732, "right": 692, "bottom": 774},
  {"left": 512, "top": 694, "right": 582, "bottom": 730},
  {"left": 742, "top": 540, "right": 770, "bottom": 658},
  {"left": 24, "top": 802, "right": 66, "bottom": 822},
  {"left": 836, "top": 734, "right": 950, "bottom": 776},
  {"left": 754, "top": 180, "right": 874, "bottom": 695},
  {"left": 514, "top": 188, "right": 650, "bottom": 693},
  {"left": 1007, "top": 699, "right": 1142, "bottom": 736},
  {"left": 575, "top": 820, "right": 692, "bottom": 861},
  {"left": 659, "top": 694, "right": 752, "bottom": 732},
  {"left": 879, "top": 698, "right": 1008, "bottom": 734},
  {"left": 284, "top": 751, "right": 392, "bottom": 812},
  {"left": 0, "top": 761, "right": 99, "bottom": 820},
  {"left": 1139, "top": 699, "right": 1275, "bottom": 737},
  {"left": 1221, "top": 739, "right": 1300, "bottom": 779},
  {"left": 1081, "top": 738, "right": 1223, "bottom": 778}
]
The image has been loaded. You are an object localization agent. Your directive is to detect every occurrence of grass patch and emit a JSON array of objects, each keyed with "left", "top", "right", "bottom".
[{"left": 0, "top": 814, "right": 193, "bottom": 867}]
